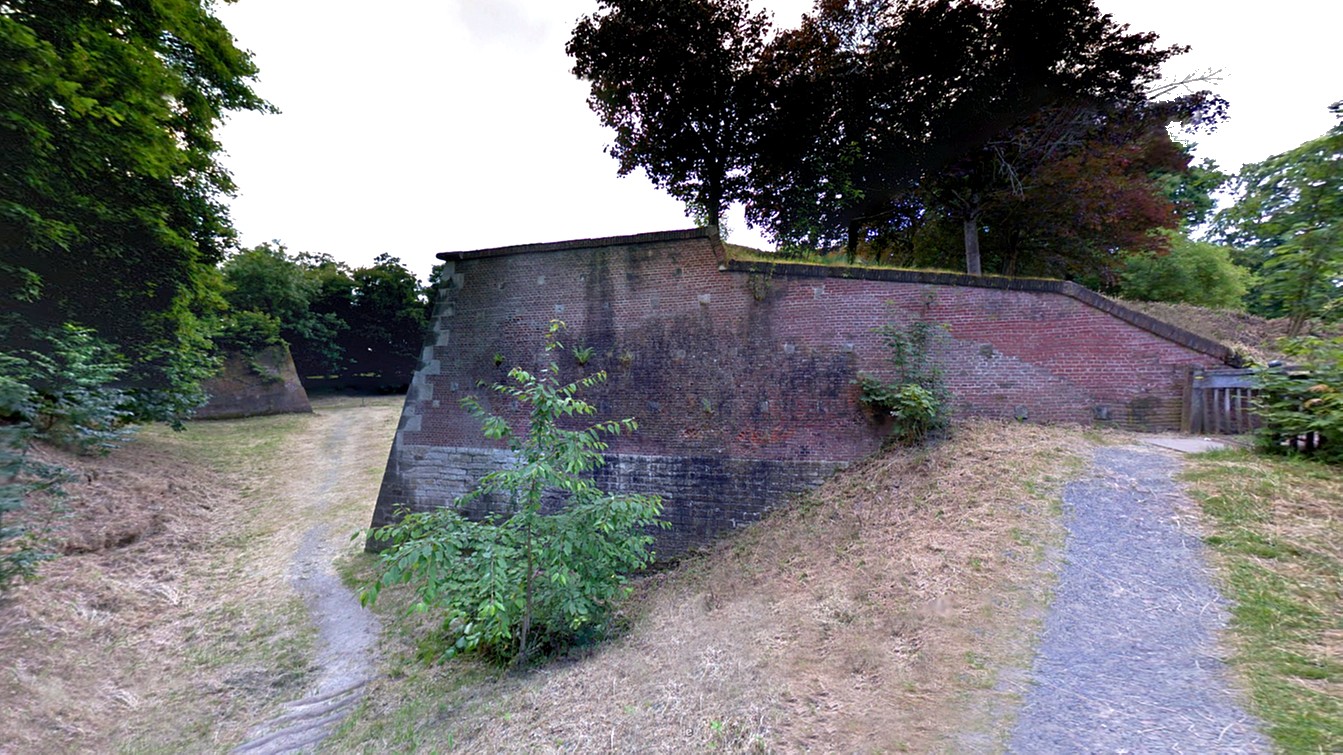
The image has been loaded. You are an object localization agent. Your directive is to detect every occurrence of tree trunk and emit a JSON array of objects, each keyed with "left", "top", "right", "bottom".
[
  {"left": 846, "top": 219, "right": 861, "bottom": 263},
  {"left": 963, "top": 217, "right": 982, "bottom": 275},
  {"left": 706, "top": 168, "right": 723, "bottom": 229}
]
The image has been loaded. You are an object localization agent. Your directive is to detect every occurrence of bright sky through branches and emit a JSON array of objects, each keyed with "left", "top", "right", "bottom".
[{"left": 215, "top": 0, "right": 1341, "bottom": 280}]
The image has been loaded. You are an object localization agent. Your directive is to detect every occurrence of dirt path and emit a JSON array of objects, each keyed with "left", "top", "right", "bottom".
[
  {"left": 233, "top": 404, "right": 385, "bottom": 754},
  {"left": 1007, "top": 446, "right": 1268, "bottom": 753}
]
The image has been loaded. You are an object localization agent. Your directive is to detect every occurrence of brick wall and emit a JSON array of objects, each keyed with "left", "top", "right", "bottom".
[
  {"left": 196, "top": 344, "right": 312, "bottom": 420},
  {"left": 372, "top": 228, "right": 1231, "bottom": 557}
]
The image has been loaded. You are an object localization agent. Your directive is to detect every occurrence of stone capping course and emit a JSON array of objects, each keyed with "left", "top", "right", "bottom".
[{"left": 437, "top": 227, "right": 1236, "bottom": 364}]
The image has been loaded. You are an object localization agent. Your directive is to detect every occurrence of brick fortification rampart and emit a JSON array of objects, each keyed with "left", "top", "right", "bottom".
[{"left": 372, "top": 228, "right": 1231, "bottom": 557}]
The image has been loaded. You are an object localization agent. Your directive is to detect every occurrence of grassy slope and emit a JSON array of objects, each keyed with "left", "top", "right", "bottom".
[
  {"left": 1182, "top": 451, "right": 1343, "bottom": 753},
  {"left": 331, "top": 420, "right": 1089, "bottom": 753},
  {"left": 0, "top": 396, "right": 402, "bottom": 753}
]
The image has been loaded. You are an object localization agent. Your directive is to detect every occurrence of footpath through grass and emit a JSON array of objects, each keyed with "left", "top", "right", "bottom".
[
  {"left": 1182, "top": 450, "right": 1343, "bottom": 752},
  {"left": 0, "top": 395, "right": 402, "bottom": 752}
]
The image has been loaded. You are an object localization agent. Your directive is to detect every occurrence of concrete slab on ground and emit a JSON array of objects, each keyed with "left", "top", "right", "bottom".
[{"left": 1141, "top": 436, "right": 1231, "bottom": 454}]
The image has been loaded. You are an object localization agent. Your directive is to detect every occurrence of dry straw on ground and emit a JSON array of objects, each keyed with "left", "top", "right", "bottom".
[
  {"left": 1117, "top": 299, "right": 1341, "bottom": 363},
  {"left": 338, "top": 419, "right": 1092, "bottom": 753},
  {"left": 0, "top": 396, "right": 401, "bottom": 754}
]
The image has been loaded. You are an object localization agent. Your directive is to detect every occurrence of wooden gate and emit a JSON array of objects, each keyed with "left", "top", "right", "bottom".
[{"left": 1182, "top": 367, "right": 1258, "bottom": 435}]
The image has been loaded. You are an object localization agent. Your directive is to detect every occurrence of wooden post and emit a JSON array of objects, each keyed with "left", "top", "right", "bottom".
[{"left": 1181, "top": 367, "right": 1195, "bottom": 434}]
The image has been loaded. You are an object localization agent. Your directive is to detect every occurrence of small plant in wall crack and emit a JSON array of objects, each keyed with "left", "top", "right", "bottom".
[
  {"left": 571, "top": 344, "right": 595, "bottom": 366},
  {"left": 361, "top": 320, "right": 668, "bottom": 666},
  {"left": 856, "top": 319, "right": 949, "bottom": 445}
]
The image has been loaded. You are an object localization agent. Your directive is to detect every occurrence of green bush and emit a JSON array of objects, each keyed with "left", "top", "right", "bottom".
[
  {"left": 1254, "top": 336, "right": 1343, "bottom": 464},
  {"left": 0, "top": 325, "right": 136, "bottom": 592},
  {"left": 9, "top": 324, "right": 132, "bottom": 455},
  {"left": 857, "top": 319, "right": 949, "bottom": 444},
  {"left": 361, "top": 321, "right": 667, "bottom": 665},
  {"left": 0, "top": 420, "right": 64, "bottom": 592},
  {"left": 1119, "top": 231, "right": 1252, "bottom": 309},
  {"left": 213, "top": 310, "right": 284, "bottom": 356},
  {"left": 0, "top": 361, "right": 61, "bottom": 591}
]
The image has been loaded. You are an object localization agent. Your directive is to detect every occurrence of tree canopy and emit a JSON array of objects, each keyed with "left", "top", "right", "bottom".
[
  {"left": 1214, "top": 103, "right": 1343, "bottom": 334},
  {"left": 569, "top": 0, "right": 1225, "bottom": 278},
  {"left": 220, "top": 245, "right": 429, "bottom": 389},
  {"left": 568, "top": 0, "right": 770, "bottom": 226},
  {"left": 1, "top": 0, "right": 269, "bottom": 420},
  {"left": 1118, "top": 230, "right": 1250, "bottom": 309}
]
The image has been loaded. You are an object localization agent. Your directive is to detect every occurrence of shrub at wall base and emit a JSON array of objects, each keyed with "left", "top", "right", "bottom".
[
  {"left": 1254, "top": 336, "right": 1343, "bottom": 464},
  {"left": 361, "top": 322, "right": 666, "bottom": 666}
]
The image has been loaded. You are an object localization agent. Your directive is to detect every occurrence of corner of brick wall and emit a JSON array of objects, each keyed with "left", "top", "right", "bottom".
[{"left": 195, "top": 344, "right": 312, "bottom": 420}]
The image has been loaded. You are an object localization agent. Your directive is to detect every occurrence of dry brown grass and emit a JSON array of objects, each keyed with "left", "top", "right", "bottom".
[
  {"left": 0, "top": 395, "right": 402, "bottom": 753},
  {"left": 334, "top": 419, "right": 1091, "bottom": 753},
  {"left": 1116, "top": 299, "right": 1343, "bottom": 363}
]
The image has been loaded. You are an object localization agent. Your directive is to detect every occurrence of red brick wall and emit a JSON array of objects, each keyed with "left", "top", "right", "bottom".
[
  {"left": 372, "top": 228, "right": 1230, "bottom": 555},
  {"left": 196, "top": 344, "right": 312, "bottom": 420}
]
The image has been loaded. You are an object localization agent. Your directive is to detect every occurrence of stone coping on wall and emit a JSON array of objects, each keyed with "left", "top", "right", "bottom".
[{"left": 437, "top": 227, "right": 1236, "bottom": 364}]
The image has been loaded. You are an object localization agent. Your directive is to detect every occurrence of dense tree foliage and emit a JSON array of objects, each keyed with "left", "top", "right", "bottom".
[
  {"left": 570, "top": 0, "right": 1224, "bottom": 278},
  {"left": 1, "top": 0, "right": 269, "bottom": 420},
  {"left": 568, "top": 0, "right": 770, "bottom": 226},
  {"left": 220, "top": 245, "right": 429, "bottom": 388},
  {"left": 1214, "top": 104, "right": 1343, "bottom": 335},
  {"left": 220, "top": 244, "right": 346, "bottom": 374},
  {"left": 1160, "top": 151, "right": 1229, "bottom": 229},
  {"left": 344, "top": 254, "right": 429, "bottom": 383}
]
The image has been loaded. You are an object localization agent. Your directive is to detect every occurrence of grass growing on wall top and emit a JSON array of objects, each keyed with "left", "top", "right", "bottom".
[{"left": 723, "top": 242, "right": 1068, "bottom": 282}]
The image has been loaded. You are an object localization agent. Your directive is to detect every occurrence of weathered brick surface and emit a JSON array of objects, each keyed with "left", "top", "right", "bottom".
[
  {"left": 371, "top": 228, "right": 1230, "bottom": 556},
  {"left": 195, "top": 344, "right": 312, "bottom": 420}
]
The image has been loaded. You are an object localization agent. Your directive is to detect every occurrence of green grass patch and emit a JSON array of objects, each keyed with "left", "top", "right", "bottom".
[
  {"left": 722, "top": 241, "right": 1063, "bottom": 281},
  {"left": 1182, "top": 450, "right": 1343, "bottom": 752}
]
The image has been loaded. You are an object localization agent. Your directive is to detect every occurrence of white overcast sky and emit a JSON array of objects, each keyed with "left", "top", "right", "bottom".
[{"left": 214, "top": 0, "right": 1341, "bottom": 280}]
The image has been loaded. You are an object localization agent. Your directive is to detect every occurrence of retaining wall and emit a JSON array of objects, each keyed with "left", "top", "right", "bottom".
[
  {"left": 195, "top": 344, "right": 312, "bottom": 420},
  {"left": 372, "top": 228, "right": 1231, "bottom": 556}
]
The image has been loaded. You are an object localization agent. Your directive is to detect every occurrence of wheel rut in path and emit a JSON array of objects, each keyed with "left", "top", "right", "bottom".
[
  {"left": 234, "top": 409, "right": 381, "bottom": 755},
  {"left": 1008, "top": 446, "right": 1268, "bottom": 753}
]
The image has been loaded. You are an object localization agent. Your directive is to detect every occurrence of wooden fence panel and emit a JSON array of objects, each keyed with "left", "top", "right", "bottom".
[{"left": 1183, "top": 368, "right": 1259, "bottom": 435}]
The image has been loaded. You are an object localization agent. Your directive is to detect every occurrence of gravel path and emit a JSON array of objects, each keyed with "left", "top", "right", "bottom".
[
  {"left": 1008, "top": 446, "right": 1269, "bottom": 754},
  {"left": 234, "top": 408, "right": 382, "bottom": 755}
]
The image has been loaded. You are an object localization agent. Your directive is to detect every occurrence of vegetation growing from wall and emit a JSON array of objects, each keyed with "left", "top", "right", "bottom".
[
  {"left": 857, "top": 319, "right": 949, "bottom": 444},
  {"left": 361, "top": 322, "right": 666, "bottom": 665}
]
